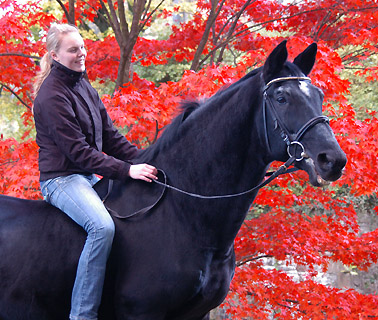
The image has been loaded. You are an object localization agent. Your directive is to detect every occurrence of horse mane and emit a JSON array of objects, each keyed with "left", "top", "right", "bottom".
[
  {"left": 138, "top": 67, "right": 262, "bottom": 162},
  {"left": 137, "top": 101, "right": 200, "bottom": 161}
]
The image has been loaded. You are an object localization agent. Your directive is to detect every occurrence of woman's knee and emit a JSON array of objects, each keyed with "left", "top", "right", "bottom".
[
  {"left": 89, "top": 216, "right": 115, "bottom": 242},
  {"left": 101, "top": 219, "right": 115, "bottom": 241}
]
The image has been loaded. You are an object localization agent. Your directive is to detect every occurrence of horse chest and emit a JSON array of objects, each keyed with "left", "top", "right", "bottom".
[
  {"left": 164, "top": 248, "right": 236, "bottom": 319},
  {"left": 107, "top": 243, "right": 235, "bottom": 319}
]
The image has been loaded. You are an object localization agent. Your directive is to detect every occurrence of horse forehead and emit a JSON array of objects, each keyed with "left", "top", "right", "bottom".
[
  {"left": 299, "top": 81, "right": 311, "bottom": 97},
  {"left": 283, "top": 81, "right": 323, "bottom": 100}
]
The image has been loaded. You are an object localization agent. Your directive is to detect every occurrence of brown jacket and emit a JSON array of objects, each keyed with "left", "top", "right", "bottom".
[{"left": 33, "top": 61, "right": 139, "bottom": 181}]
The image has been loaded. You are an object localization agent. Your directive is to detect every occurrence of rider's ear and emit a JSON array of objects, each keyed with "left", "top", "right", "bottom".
[
  {"left": 293, "top": 43, "right": 318, "bottom": 75},
  {"left": 263, "top": 40, "right": 288, "bottom": 83}
]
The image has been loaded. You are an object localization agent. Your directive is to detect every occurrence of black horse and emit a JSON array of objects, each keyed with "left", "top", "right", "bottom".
[{"left": 0, "top": 41, "right": 346, "bottom": 320}]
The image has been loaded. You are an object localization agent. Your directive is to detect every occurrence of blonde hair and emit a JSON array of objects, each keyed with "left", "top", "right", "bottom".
[{"left": 33, "top": 23, "right": 80, "bottom": 97}]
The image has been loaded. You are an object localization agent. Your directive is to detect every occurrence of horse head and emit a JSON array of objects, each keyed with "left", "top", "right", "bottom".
[{"left": 262, "top": 41, "right": 347, "bottom": 186}]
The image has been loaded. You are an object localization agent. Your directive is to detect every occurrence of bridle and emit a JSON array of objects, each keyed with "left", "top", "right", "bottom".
[
  {"left": 105, "top": 76, "right": 331, "bottom": 212},
  {"left": 148, "top": 76, "right": 330, "bottom": 200},
  {"left": 262, "top": 76, "right": 329, "bottom": 162}
]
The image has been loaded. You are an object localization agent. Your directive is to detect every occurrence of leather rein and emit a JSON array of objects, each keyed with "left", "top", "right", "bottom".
[
  {"left": 151, "top": 76, "right": 329, "bottom": 199},
  {"left": 104, "top": 76, "right": 330, "bottom": 214}
]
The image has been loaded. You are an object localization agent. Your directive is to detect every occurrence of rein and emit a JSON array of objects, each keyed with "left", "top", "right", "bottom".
[
  {"left": 152, "top": 156, "right": 297, "bottom": 200},
  {"left": 105, "top": 76, "right": 330, "bottom": 216},
  {"left": 103, "top": 157, "right": 298, "bottom": 217},
  {"left": 150, "top": 76, "right": 329, "bottom": 200}
]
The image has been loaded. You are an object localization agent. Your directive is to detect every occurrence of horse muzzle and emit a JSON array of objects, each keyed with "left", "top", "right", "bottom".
[{"left": 295, "top": 148, "right": 347, "bottom": 187}]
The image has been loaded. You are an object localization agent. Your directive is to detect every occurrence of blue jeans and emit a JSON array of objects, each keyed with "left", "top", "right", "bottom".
[{"left": 40, "top": 174, "right": 115, "bottom": 320}]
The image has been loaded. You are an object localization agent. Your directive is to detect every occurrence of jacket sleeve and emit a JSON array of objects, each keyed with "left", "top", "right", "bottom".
[{"left": 37, "top": 92, "right": 132, "bottom": 180}]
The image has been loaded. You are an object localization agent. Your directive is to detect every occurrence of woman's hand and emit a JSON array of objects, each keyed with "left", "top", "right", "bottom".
[{"left": 128, "top": 164, "right": 158, "bottom": 182}]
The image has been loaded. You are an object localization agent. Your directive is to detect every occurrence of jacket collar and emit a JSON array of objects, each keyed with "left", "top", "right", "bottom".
[{"left": 51, "top": 60, "right": 86, "bottom": 87}]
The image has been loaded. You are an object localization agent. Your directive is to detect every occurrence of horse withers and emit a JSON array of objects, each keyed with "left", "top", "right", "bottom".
[{"left": 0, "top": 41, "right": 346, "bottom": 320}]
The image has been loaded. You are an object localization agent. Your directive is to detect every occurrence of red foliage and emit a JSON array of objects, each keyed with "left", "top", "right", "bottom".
[
  {"left": 0, "top": 134, "right": 40, "bottom": 200},
  {"left": 1, "top": 0, "right": 378, "bottom": 318}
]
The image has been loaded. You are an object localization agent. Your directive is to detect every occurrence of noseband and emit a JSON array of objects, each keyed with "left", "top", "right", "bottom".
[{"left": 262, "top": 76, "right": 329, "bottom": 161}]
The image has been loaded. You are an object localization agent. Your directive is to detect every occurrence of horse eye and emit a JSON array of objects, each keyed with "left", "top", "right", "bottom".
[{"left": 277, "top": 97, "right": 287, "bottom": 104}]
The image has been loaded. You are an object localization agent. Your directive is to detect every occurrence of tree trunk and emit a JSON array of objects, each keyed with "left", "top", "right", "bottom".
[{"left": 190, "top": 0, "right": 223, "bottom": 71}]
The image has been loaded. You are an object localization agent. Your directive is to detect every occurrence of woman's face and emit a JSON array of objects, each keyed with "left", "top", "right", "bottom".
[{"left": 51, "top": 31, "right": 86, "bottom": 72}]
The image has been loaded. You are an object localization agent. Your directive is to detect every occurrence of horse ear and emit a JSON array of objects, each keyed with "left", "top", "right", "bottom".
[
  {"left": 293, "top": 43, "right": 318, "bottom": 75},
  {"left": 263, "top": 40, "right": 288, "bottom": 83}
]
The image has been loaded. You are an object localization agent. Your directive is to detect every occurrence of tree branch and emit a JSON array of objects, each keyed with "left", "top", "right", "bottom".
[
  {"left": 197, "top": 7, "right": 329, "bottom": 69},
  {"left": 190, "top": 0, "right": 226, "bottom": 71},
  {"left": 0, "top": 52, "right": 40, "bottom": 60},
  {"left": 1, "top": 84, "right": 32, "bottom": 110},
  {"left": 0, "top": 160, "right": 20, "bottom": 167},
  {"left": 139, "top": 0, "right": 166, "bottom": 32},
  {"left": 68, "top": 0, "right": 76, "bottom": 25},
  {"left": 216, "top": 0, "right": 255, "bottom": 64},
  {"left": 117, "top": 0, "right": 129, "bottom": 41},
  {"left": 99, "top": 0, "right": 123, "bottom": 45},
  {"left": 236, "top": 254, "right": 273, "bottom": 267},
  {"left": 130, "top": 0, "right": 146, "bottom": 42},
  {"left": 55, "top": 0, "right": 71, "bottom": 23}
]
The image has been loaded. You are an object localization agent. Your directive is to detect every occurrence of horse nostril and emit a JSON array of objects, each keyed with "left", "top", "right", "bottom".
[
  {"left": 317, "top": 152, "right": 346, "bottom": 178},
  {"left": 317, "top": 153, "right": 333, "bottom": 170}
]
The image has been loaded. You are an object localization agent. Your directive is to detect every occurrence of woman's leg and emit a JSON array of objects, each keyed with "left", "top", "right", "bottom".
[{"left": 41, "top": 174, "right": 115, "bottom": 320}]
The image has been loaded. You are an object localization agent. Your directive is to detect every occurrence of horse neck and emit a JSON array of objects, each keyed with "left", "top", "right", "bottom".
[
  {"left": 172, "top": 79, "right": 268, "bottom": 189},
  {"left": 146, "top": 78, "right": 270, "bottom": 249}
]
